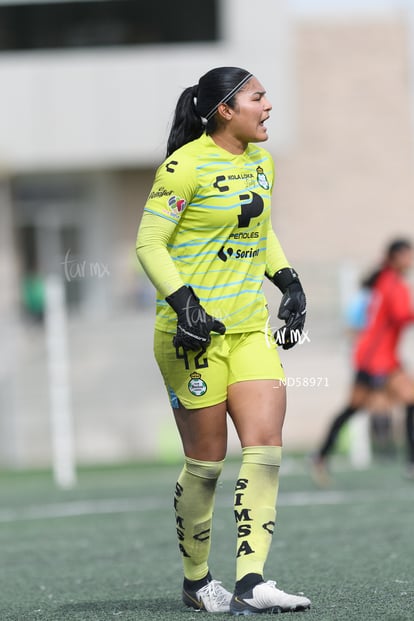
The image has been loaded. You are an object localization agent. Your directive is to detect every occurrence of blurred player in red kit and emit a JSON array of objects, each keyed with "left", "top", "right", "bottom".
[{"left": 313, "top": 238, "right": 414, "bottom": 485}]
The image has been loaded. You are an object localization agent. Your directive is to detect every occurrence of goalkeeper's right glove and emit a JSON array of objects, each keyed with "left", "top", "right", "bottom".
[{"left": 166, "top": 285, "right": 226, "bottom": 351}]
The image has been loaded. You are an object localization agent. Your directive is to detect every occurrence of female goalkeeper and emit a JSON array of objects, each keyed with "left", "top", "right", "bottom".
[{"left": 136, "top": 66, "right": 310, "bottom": 615}]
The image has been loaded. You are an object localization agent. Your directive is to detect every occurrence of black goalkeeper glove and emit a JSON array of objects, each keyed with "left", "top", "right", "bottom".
[
  {"left": 166, "top": 285, "right": 226, "bottom": 351},
  {"left": 268, "top": 268, "right": 307, "bottom": 350}
]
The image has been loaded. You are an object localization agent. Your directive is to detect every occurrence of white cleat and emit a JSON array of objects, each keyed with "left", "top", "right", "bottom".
[
  {"left": 183, "top": 579, "right": 232, "bottom": 613},
  {"left": 230, "top": 580, "right": 311, "bottom": 615}
]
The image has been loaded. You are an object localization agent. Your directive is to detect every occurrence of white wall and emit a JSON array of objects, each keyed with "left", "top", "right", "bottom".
[{"left": 0, "top": 0, "right": 294, "bottom": 172}]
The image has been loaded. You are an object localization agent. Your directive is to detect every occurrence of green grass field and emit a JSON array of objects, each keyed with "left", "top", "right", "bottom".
[{"left": 1, "top": 457, "right": 413, "bottom": 621}]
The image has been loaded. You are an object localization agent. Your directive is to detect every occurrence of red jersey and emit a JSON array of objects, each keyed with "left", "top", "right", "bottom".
[{"left": 354, "top": 268, "right": 414, "bottom": 374}]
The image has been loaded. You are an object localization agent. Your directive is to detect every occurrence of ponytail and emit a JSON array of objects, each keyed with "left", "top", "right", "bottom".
[
  {"left": 361, "top": 268, "right": 382, "bottom": 289},
  {"left": 166, "top": 85, "right": 204, "bottom": 157}
]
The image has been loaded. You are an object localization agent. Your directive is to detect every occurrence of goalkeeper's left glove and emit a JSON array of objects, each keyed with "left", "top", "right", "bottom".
[{"left": 268, "top": 267, "right": 307, "bottom": 350}]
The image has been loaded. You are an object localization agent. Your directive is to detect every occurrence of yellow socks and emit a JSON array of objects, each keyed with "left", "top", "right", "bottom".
[
  {"left": 174, "top": 457, "right": 224, "bottom": 582},
  {"left": 234, "top": 446, "right": 282, "bottom": 581},
  {"left": 174, "top": 447, "right": 281, "bottom": 585}
]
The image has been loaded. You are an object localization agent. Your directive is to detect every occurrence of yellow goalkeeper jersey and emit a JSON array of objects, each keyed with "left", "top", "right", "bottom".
[{"left": 137, "top": 132, "right": 290, "bottom": 334}]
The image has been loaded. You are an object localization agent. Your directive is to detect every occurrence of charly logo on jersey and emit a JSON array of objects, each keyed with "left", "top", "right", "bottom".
[
  {"left": 256, "top": 166, "right": 269, "bottom": 190},
  {"left": 165, "top": 195, "right": 187, "bottom": 219},
  {"left": 188, "top": 372, "right": 207, "bottom": 396}
]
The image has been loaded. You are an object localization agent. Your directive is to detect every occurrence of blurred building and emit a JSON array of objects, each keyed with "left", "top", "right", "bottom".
[{"left": 0, "top": 0, "right": 413, "bottom": 468}]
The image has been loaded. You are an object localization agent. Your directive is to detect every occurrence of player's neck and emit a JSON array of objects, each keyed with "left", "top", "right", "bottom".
[{"left": 210, "top": 130, "right": 247, "bottom": 155}]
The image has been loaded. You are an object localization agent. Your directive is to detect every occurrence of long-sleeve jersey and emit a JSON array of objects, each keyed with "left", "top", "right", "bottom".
[
  {"left": 354, "top": 267, "right": 414, "bottom": 374},
  {"left": 136, "top": 132, "right": 290, "bottom": 334}
]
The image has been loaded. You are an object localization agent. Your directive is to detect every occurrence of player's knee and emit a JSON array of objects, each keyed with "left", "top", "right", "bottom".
[{"left": 184, "top": 457, "right": 224, "bottom": 480}]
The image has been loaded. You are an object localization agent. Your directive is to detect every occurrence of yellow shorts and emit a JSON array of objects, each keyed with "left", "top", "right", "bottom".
[{"left": 154, "top": 329, "right": 285, "bottom": 410}]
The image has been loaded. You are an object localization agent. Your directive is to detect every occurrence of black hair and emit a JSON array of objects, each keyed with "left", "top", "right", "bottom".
[
  {"left": 361, "top": 269, "right": 382, "bottom": 289},
  {"left": 385, "top": 238, "right": 412, "bottom": 258},
  {"left": 361, "top": 237, "right": 412, "bottom": 289},
  {"left": 166, "top": 66, "right": 253, "bottom": 157}
]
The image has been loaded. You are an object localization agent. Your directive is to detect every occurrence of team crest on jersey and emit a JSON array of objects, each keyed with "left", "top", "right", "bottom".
[
  {"left": 166, "top": 195, "right": 187, "bottom": 219},
  {"left": 256, "top": 166, "right": 269, "bottom": 190},
  {"left": 188, "top": 372, "right": 207, "bottom": 397}
]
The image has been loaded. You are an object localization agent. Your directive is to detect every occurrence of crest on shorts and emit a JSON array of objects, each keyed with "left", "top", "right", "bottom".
[
  {"left": 256, "top": 166, "right": 269, "bottom": 190},
  {"left": 188, "top": 372, "right": 207, "bottom": 397}
]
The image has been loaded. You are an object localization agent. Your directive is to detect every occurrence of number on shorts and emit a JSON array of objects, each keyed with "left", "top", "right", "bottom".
[
  {"left": 175, "top": 346, "right": 190, "bottom": 370},
  {"left": 194, "top": 349, "right": 208, "bottom": 369},
  {"left": 175, "top": 346, "right": 208, "bottom": 370}
]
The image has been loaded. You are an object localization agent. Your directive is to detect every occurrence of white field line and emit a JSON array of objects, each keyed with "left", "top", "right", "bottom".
[{"left": 0, "top": 488, "right": 412, "bottom": 523}]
